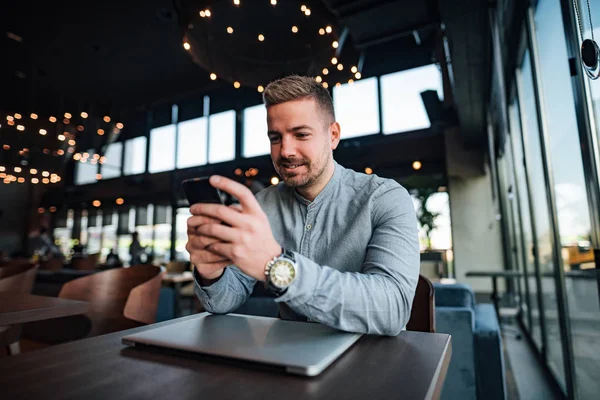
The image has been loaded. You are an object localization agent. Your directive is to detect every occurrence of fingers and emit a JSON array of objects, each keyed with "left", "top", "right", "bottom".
[
  {"left": 209, "top": 176, "right": 262, "bottom": 214},
  {"left": 190, "top": 203, "right": 246, "bottom": 228},
  {"left": 196, "top": 223, "right": 238, "bottom": 243},
  {"left": 187, "top": 215, "right": 222, "bottom": 230}
]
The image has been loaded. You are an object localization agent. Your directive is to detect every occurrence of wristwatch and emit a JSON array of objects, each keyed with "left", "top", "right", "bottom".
[{"left": 264, "top": 248, "right": 297, "bottom": 296}]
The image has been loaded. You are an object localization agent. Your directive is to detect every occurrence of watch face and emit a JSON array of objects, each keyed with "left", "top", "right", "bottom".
[{"left": 270, "top": 260, "right": 296, "bottom": 288}]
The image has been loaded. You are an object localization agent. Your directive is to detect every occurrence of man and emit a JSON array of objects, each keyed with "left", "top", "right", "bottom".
[{"left": 186, "top": 75, "right": 419, "bottom": 336}]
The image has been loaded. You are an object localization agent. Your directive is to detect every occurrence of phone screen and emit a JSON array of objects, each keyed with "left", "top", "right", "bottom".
[{"left": 181, "top": 177, "right": 229, "bottom": 205}]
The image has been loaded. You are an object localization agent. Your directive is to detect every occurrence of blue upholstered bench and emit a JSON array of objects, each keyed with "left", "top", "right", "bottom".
[{"left": 433, "top": 282, "right": 507, "bottom": 400}]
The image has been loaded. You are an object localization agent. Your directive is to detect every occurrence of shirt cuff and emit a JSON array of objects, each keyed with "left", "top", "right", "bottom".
[{"left": 193, "top": 267, "right": 230, "bottom": 303}]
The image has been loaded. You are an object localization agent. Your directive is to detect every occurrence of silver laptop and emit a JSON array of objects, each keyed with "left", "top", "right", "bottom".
[{"left": 122, "top": 313, "right": 362, "bottom": 376}]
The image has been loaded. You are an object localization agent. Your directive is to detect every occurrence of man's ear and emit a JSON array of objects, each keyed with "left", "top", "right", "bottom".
[{"left": 329, "top": 122, "right": 341, "bottom": 150}]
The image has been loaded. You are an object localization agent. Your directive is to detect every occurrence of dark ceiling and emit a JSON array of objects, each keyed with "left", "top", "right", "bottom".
[{"left": 0, "top": 0, "right": 490, "bottom": 144}]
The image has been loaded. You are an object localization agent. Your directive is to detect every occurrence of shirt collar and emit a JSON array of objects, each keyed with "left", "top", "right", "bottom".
[{"left": 292, "top": 160, "right": 342, "bottom": 208}]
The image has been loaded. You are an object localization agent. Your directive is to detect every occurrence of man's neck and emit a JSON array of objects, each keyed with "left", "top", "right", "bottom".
[{"left": 296, "top": 159, "right": 335, "bottom": 201}]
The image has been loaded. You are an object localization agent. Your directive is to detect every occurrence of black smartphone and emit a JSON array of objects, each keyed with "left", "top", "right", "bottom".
[{"left": 181, "top": 177, "right": 232, "bottom": 206}]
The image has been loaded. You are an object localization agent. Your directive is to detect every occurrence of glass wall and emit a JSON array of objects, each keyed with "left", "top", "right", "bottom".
[
  {"left": 177, "top": 117, "right": 208, "bottom": 169},
  {"left": 333, "top": 77, "right": 380, "bottom": 139},
  {"left": 243, "top": 105, "right": 269, "bottom": 158},
  {"left": 380, "top": 64, "right": 444, "bottom": 134},
  {"left": 101, "top": 142, "right": 122, "bottom": 180},
  {"left": 149, "top": 125, "right": 176, "bottom": 173},
  {"left": 209, "top": 110, "right": 236, "bottom": 163},
  {"left": 124, "top": 137, "right": 147, "bottom": 176}
]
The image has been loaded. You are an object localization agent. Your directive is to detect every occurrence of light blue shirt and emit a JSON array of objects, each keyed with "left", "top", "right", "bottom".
[{"left": 194, "top": 161, "right": 420, "bottom": 335}]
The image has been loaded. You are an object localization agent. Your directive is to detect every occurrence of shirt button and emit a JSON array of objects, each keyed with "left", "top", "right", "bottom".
[{"left": 306, "top": 224, "right": 312, "bottom": 230}]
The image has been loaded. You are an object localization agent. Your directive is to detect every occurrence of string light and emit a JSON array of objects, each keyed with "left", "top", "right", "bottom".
[
  {"left": 92, "top": 200, "right": 101, "bottom": 207},
  {"left": 291, "top": 26, "right": 298, "bottom": 33},
  {"left": 49, "top": 206, "right": 57, "bottom": 212},
  {"left": 7, "top": 120, "right": 14, "bottom": 126},
  {"left": 210, "top": 73, "right": 217, "bottom": 80},
  {"left": 301, "top": 5, "right": 307, "bottom": 11},
  {"left": 322, "top": 68, "right": 329, "bottom": 75},
  {"left": 326, "top": 26, "right": 332, "bottom": 33},
  {"left": 337, "top": 63, "right": 343, "bottom": 70},
  {"left": 97, "top": 129, "right": 105, "bottom": 135},
  {"left": 116, "top": 122, "right": 124, "bottom": 129},
  {"left": 64, "top": 112, "right": 72, "bottom": 119},
  {"left": 331, "top": 57, "right": 338, "bottom": 64},
  {"left": 365, "top": 168, "right": 373, "bottom": 175},
  {"left": 68, "top": 139, "right": 76, "bottom": 146},
  {"left": 81, "top": 111, "right": 88, "bottom": 118},
  {"left": 14, "top": 167, "right": 21, "bottom": 173},
  {"left": 351, "top": 66, "right": 358, "bottom": 73},
  {"left": 271, "top": 177, "right": 280, "bottom": 185},
  {"left": 49, "top": 116, "right": 57, "bottom": 123},
  {"left": 16, "top": 125, "right": 24, "bottom": 131},
  {"left": 315, "top": 76, "right": 322, "bottom": 83},
  {"left": 14, "top": 113, "right": 22, "bottom": 119},
  {"left": 257, "top": 85, "right": 264, "bottom": 93},
  {"left": 234, "top": 81, "right": 241, "bottom": 88},
  {"left": 355, "top": 72, "right": 362, "bottom": 79},
  {"left": 305, "top": 9, "right": 311, "bottom": 16},
  {"left": 233, "top": 0, "right": 240, "bottom": 5},
  {"left": 319, "top": 28, "right": 325, "bottom": 35},
  {"left": 322, "top": 82, "right": 329, "bottom": 88},
  {"left": 58, "top": 134, "right": 65, "bottom": 141},
  {"left": 258, "top": 34, "right": 265, "bottom": 41},
  {"left": 96, "top": 174, "right": 102, "bottom": 180},
  {"left": 42, "top": 171, "right": 49, "bottom": 177},
  {"left": 227, "top": 26, "right": 234, "bottom": 34},
  {"left": 63, "top": 118, "right": 70, "bottom": 124},
  {"left": 271, "top": 0, "right": 277, "bottom": 5},
  {"left": 30, "top": 113, "right": 38, "bottom": 119},
  {"left": 103, "top": 116, "right": 111, "bottom": 123},
  {"left": 30, "top": 169, "right": 37, "bottom": 174},
  {"left": 6, "top": 116, "right": 14, "bottom": 121},
  {"left": 116, "top": 198, "right": 124, "bottom": 205},
  {"left": 205, "top": 10, "right": 211, "bottom": 17},
  {"left": 31, "top": 178, "right": 39, "bottom": 184},
  {"left": 332, "top": 41, "right": 338, "bottom": 48},
  {"left": 412, "top": 161, "right": 422, "bottom": 170},
  {"left": 348, "top": 79, "right": 354, "bottom": 84},
  {"left": 39, "top": 129, "right": 47, "bottom": 135},
  {"left": 183, "top": 42, "right": 191, "bottom": 50}
]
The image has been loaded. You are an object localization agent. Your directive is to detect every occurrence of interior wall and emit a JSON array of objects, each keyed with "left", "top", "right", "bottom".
[{"left": 445, "top": 128, "right": 505, "bottom": 292}]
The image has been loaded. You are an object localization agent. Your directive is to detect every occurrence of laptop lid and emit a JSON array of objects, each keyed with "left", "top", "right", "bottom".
[{"left": 122, "top": 313, "right": 362, "bottom": 377}]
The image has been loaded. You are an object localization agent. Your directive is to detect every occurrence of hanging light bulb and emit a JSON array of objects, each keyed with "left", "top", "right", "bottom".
[
  {"left": 351, "top": 66, "right": 358, "bottom": 73},
  {"left": 30, "top": 113, "right": 38, "bottom": 120},
  {"left": 325, "top": 26, "right": 332, "bottom": 33},
  {"left": 80, "top": 111, "right": 88, "bottom": 118},
  {"left": 258, "top": 34, "right": 265, "bottom": 42},
  {"left": 331, "top": 57, "right": 338, "bottom": 64},
  {"left": 64, "top": 112, "right": 72, "bottom": 119},
  {"left": 227, "top": 26, "right": 234, "bottom": 34},
  {"left": 337, "top": 63, "right": 343, "bottom": 71},
  {"left": 355, "top": 72, "right": 362, "bottom": 79},
  {"left": 233, "top": 81, "right": 241, "bottom": 88},
  {"left": 315, "top": 76, "right": 322, "bottom": 83},
  {"left": 183, "top": 42, "right": 191, "bottom": 50},
  {"left": 258, "top": 85, "right": 264, "bottom": 93},
  {"left": 322, "top": 68, "right": 329, "bottom": 75},
  {"left": 319, "top": 28, "right": 325, "bottom": 35},
  {"left": 332, "top": 41, "right": 338, "bottom": 48},
  {"left": 49, "top": 116, "right": 57, "bottom": 123},
  {"left": 291, "top": 26, "right": 298, "bottom": 33},
  {"left": 210, "top": 73, "right": 217, "bottom": 80},
  {"left": 322, "top": 82, "right": 329, "bottom": 89}
]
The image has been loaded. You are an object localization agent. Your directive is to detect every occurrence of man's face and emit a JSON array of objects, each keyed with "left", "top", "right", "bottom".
[{"left": 267, "top": 98, "right": 340, "bottom": 189}]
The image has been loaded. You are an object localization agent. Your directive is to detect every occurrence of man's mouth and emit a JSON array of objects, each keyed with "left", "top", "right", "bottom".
[{"left": 281, "top": 164, "right": 302, "bottom": 170}]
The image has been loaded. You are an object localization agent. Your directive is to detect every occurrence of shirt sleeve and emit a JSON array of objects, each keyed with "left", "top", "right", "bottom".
[
  {"left": 275, "top": 184, "right": 420, "bottom": 336},
  {"left": 193, "top": 265, "right": 256, "bottom": 314}
]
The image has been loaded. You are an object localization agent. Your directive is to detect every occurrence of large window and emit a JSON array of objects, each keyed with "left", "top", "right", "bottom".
[
  {"left": 101, "top": 142, "right": 122, "bottom": 180},
  {"left": 539, "top": 1, "right": 600, "bottom": 396},
  {"left": 333, "top": 77, "right": 380, "bottom": 139},
  {"left": 175, "top": 208, "right": 191, "bottom": 261},
  {"left": 243, "top": 105, "right": 270, "bottom": 158},
  {"left": 209, "top": 110, "right": 236, "bottom": 163},
  {"left": 149, "top": 125, "right": 176, "bottom": 173},
  {"left": 124, "top": 137, "right": 147, "bottom": 175},
  {"left": 380, "top": 64, "right": 444, "bottom": 134},
  {"left": 75, "top": 149, "right": 98, "bottom": 185},
  {"left": 177, "top": 117, "right": 208, "bottom": 169}
]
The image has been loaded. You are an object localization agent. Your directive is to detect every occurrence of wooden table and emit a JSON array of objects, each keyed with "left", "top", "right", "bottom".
[
  {"left": 0, "top": 313, "right": 452, "bottom": 400},
  {"left": 0, "top": 293, "right": 89, "bottom": 326},
  {"left": 162, "top": 271, "right": 194, "bottom": 317}
]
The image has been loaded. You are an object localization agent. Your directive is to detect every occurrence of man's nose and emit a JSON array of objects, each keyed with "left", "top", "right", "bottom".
[{"left": 280, "top": 136, "right": 296, "bottom": 158}]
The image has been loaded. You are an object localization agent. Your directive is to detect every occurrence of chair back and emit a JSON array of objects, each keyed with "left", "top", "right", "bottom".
[
  {"left": 165, "top": 261, "right": 189, "bottom": 273},
  {"left": 0, "top": 262, "right": 39, "bottom": 293},
  {"left": 0, "top": 263, "right": 39, "bottom": 354},
  {"left": 40, "top": 258, "right": 63, "bottom": 271},
  {"left": 71, "top": 253, "right": 100, "bottom": 270},
  {"left": 406, "top": 275, "right": 435, "bottom": 333},
  {"left": 58, "top": 265, "right": 165, "bottom": 332}
]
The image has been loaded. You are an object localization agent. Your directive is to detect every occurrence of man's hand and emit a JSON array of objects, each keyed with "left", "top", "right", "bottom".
[
  {"left": 186, "top": 212, "right": 232, "bottom": 284},
  {"left": 189, "top": 175, "right": 282, "bottom": 282}
]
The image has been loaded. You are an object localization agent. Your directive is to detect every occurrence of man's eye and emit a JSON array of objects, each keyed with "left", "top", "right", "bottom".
[
  {"left": 269, "top": 136, "right": 281, "bottom": 143},
  {"left": 297, "top": 133, "right": 309, "bottom": 138}
]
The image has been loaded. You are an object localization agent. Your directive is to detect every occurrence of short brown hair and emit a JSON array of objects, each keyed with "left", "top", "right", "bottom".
[{"left": 263, "top": 75, "right": 335, "bottom": 124}]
